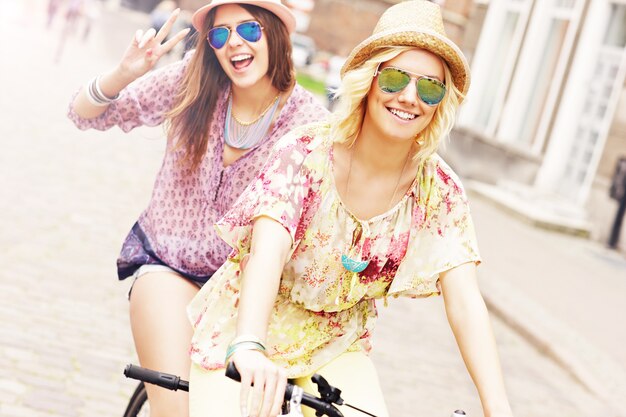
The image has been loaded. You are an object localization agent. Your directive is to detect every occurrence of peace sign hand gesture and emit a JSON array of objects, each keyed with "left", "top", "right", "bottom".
[{"left": 118, "top": 8, "right": 191, "bottom": 82}]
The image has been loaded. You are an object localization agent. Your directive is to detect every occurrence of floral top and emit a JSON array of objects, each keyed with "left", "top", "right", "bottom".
[
  {"left": 67, "top": 53, "right": 328, "bottom": 279},
  {"left": 188, "top": 122, "right": 481, "bottom": 376}
]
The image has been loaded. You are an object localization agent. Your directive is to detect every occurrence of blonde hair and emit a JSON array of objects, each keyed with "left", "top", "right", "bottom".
[{"left": 330, "top": 46, "right": 462, "bottom": 162}]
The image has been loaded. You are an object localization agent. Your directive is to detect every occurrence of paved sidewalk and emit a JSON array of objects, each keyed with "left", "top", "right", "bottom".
[
  {"left": 468, "top": 189, "right": 626, "bottom": 413},
  {"left": 372, "top": 191, "right": 626, "bottom": 417},
  {"left": 0, "top": 2, "right": 624, "bottom": 417}
]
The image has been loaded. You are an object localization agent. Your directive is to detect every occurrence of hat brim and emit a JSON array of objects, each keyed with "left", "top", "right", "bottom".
[
  {"left": 341, "top": 28, "right": 470, "bottom": 99},
  {"left": 191, "top": 0, "right": 296, "bottom": 33}
]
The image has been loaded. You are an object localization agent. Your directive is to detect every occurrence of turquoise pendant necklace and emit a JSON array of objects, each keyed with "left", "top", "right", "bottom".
[
  {"left": 341, "top": 254, "right": 369, "bottom": 273},
  {"left": 340, "top": 145, "right": 411, "bottom": 273}
]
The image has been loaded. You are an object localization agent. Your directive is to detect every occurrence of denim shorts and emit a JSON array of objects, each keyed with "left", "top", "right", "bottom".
[
  {"left": 118, "top": 222, "right": 213, "bottom": 284},
  {"left": 127, "top": 264, "right": 204, "bottom": 299}
]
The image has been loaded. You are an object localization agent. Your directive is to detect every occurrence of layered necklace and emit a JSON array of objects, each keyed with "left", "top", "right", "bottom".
[
  {"left": 224, "top": 92, "right": 281, "bottom": 150},
  {"left": 341, "top": 145, "right": 412, "bottom": 273}
]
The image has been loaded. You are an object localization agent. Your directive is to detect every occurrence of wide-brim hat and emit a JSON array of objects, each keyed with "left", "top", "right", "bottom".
[
  {"left": 191, "top": 0, "right": 296, "bottom": 33},
  {"left": 341, "top": 0, "right": 470, "bottom": 99}
]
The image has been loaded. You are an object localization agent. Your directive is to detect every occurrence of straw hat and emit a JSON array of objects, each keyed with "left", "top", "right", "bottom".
[
  {"left": 191, "top": 0, "right": 296, "bottom": 33},
  {"left": 341, "top": 0, "right": 470, "bottom": 98}
]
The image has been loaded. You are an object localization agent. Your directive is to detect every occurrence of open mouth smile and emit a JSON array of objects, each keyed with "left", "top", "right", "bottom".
[{"left": 231, "top": 54, "right": 254, "bottom": 70}]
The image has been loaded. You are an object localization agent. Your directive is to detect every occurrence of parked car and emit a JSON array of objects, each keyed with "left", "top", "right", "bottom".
[{"left": 291, "top": 33, "right": 316, "bottom": 68}]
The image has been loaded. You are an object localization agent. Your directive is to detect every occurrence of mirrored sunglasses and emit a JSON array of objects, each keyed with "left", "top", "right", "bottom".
[
  {"left": 376, "top": 66, "right": 446, "bottom": 106},
  {"left": 207, "top": 21, "right": 263, "bottom": 49}
]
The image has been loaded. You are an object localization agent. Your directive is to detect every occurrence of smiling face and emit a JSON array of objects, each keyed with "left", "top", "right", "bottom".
[
  {"left": 363, "top": 48, "right": 445, "bottom": 143},
  {"left": 211, "top": 4, "right": 271, "bottom": 90}
]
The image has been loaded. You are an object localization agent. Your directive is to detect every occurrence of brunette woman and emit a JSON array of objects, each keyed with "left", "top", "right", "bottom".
[{"left": 68, "top": 1, "right": 328, "bottom": 416}]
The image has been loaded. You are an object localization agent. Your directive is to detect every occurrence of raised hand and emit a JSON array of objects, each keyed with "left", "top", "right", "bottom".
[{"left": 118, "top": 8, "right": 191, "bottom": 82}]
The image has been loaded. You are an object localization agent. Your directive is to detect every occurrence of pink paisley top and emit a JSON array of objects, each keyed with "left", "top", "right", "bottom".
[
  {"left": 188, "top": 122, "right": 481, "bottom": 377},
  {"left": 67, "top": 54, "right": 328, "bottom": 277}
]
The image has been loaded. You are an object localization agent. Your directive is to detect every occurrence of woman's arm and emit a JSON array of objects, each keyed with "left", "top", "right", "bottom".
[
  {"left": 71, "top": 9, "right": 189, "bottom": 119},
  {"left": 439, "top": 262, "right": 514, "bottom": 417},
  {"left": 72, "top": 66, "right": 137, "bottom": 119},
  {"left": 231, "top": 215, "right": 292, "bottom": 417}
]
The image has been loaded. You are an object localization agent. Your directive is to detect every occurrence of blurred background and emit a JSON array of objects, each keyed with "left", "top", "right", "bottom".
[{"left": 0, "top": 0, "right": 625, "bottom": 416}]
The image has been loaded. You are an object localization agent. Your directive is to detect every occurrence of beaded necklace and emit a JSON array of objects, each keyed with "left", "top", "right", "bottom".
[{"left": 224, "top": 92, "right": 281, "bottom": 150}]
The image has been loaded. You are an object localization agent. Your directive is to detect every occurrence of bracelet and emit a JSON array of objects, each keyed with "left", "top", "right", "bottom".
[
  {"left": 229, "top": 334, "right": 266, "bottom": 348},
  {"left": 85, "top": 76, "right": 120, "bottom": 107},
  {"left": 225, "top": 341, "right": 266, "bottom": 364}
]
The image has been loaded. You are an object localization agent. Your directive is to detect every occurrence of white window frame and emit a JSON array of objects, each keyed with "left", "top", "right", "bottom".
[
  {"left": 535, "top": 0, "right": 626, "bottom": 204},
  {"left": 495, "top": 0, "right": 585, "bottom": 154},
  {"left": 457, "top": 0, "right": 533, "bottom": 137}
]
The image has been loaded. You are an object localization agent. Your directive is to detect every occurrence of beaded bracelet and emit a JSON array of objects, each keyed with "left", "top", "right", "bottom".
[{"left": 85, "top": 76, "right": 120, "bottom": 107}]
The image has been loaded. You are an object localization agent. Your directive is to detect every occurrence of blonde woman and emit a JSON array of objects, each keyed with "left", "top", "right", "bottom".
[
  {"left": 67, "top": 1, "right": 327, "bottom": 416},
  {"left": 188, "top": 1, "right": 514, "bottom": 417}
]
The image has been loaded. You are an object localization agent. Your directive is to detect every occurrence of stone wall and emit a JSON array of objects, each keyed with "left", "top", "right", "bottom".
[
  {"left": 304, "top": 0, "right": 390, "bottom": 56},
  {"left": 305, "top": 0, "right": 476, "bottom": 57}
]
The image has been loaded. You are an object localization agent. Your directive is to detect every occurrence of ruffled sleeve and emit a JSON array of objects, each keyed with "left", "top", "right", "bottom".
[
  {"left": 387, "top": 155, "right": 481, "bottom": 298},
  {"left": 66, "top": 51, "right": 194, "bottom": 132},
  {"left": 215, "top": 123, "right": 327, "bottom": 263}
]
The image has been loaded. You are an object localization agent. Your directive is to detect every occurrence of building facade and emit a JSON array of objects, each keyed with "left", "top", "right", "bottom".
[{"left": 442, "top": 0, "right": 626, "bottom": 252}]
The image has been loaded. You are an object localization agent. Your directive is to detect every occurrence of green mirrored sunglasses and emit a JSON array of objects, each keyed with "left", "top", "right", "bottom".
[{"left": 376, "top": 66, "right": 446, "bottom": 106}]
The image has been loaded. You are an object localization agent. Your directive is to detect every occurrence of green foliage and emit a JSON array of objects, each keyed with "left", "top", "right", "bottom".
[{"left": 296, "top": 72, "right": 327, "bottom": 96}]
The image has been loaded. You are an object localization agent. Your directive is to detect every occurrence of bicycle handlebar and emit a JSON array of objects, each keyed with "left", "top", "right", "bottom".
[
  {"left": 124, "top": 363, "right": 465, "bottom": 417},
  {"left": 124, "top": 364, "right": 189, "bottom": 392},
  {"left": 123, "top": 363, "right": 344, "bottom": 417},
  {"left": 225, "top": 362, "right": 344, "bottom": 417}
]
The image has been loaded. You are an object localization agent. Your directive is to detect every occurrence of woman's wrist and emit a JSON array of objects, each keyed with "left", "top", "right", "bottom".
[
  {"left": 83, "top": 68, "right": 132, "bottom": 108},
  {"left": 225, "top": 334, "right": 268, "bottom": 364},
  {"left": 483, "top": 401, "right": 514, "bottom": 417},
  {"left": 231, "top": 333, "right": 266, "bottom": 347},
  {"left": 84, "top": 76, "right": 120, "bottom": 107},
  {"left": 95, "top": 66, "right": 135, "bottom": 98}
]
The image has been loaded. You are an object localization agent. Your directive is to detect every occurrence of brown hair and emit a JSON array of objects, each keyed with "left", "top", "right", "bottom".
[{"left": 166, "top": 4, "right": 294, "bottom": 168}]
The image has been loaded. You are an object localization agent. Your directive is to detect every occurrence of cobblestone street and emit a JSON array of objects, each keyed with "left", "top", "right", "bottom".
[{"left": 0, "top": 1, "right": 623, "bottom": 416}]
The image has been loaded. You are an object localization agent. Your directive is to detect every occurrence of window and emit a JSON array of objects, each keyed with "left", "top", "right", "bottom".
[
  {"left": 475, "top": 11, "right": 520, "bottom": 128},
  {"left": 518, "top": 19, "right": 568, "bottom": 146},
  {"left": 556, "top": 3, "right": 626, "bottom": 201},
  {"left": 604, "top": 4, "right": 626, "bottom": 47},
  {"left": 495, "top": 0, "right": 583, "bottom": 153},
  {"left": 457, "top": 0, "right": 532, "bottom": 135}
]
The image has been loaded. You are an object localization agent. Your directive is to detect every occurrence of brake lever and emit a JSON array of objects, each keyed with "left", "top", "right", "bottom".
[{"left": 311, "top": 373, "right": 344, "bottom": 405}]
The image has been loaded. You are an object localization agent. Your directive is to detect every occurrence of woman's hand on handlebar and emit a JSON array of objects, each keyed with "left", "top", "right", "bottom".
[
  {"left": 231, "top": 349, "right": 288, "bottom": 417},
  {"left": 117, "top": 9, "right": 190, "bottom": 83}
]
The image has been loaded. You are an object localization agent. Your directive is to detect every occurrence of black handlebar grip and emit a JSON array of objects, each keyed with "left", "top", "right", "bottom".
[
  {"left": 124, "top": 364, "right": 187, "bottom": 391},
  {"left": 225, "top": 362, "right": 242, "bottom": 382},
  {"left": 300, "top": 394, "right": 344, "bottom": 417}
]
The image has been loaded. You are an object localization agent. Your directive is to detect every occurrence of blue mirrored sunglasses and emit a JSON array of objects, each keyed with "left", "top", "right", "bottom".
[{"left": 207, "top": 21, "right": 263, "bottom": 49}]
